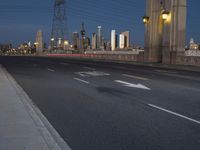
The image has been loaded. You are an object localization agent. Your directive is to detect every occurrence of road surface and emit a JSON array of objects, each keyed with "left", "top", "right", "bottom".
[{"left": 1, "top": 56, "right": 200, "bottom": 150}]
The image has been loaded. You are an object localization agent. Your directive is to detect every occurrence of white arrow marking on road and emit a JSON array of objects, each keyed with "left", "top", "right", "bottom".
[{"left": 115, "top": 80, "right": 151, "bottom": 90}]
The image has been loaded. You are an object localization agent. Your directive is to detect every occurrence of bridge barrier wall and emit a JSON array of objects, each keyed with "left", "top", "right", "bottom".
[
  {"left": 175, "top": 56, "right": 200, "bottom": 66},
  {"left": 47, "top": 53, "right": 145, "bottom": 63},
  {"left": 46, "top": 52, "right": 200, "bottom": 67}
]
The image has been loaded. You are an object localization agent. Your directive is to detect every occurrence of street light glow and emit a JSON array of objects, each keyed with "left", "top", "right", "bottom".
[
  {"left": 143, "top": 16, "right": 149, "bottom": 24},
  {"left": 162, "top": 11, "right": 170, "bottom": 20}
]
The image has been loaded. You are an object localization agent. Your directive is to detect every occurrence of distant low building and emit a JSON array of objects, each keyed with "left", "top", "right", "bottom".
[
  {"left": 0, "top": 43, "right": 12, "bottom": 53},
  {"left": 189, "top": 38, "right": 198, "bottom": 50}
]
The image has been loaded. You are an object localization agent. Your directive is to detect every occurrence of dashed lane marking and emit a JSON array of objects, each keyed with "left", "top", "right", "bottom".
[
  {"left": 74, "top": 78, "right": 89, "bottom": 84},
  {"left": 122, "top": 74, "right": 149, "bottom": 81},
  {"left": 47, "top": 68, "right": 55, "bottom": 72},
  {"left": 148, "top": 104, "right": 200, "bottom": 125}
]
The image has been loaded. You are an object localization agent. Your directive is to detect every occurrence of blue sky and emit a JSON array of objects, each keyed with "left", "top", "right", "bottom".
[{"left": 0, "top": 0, "right": 199, "bottom": 47}]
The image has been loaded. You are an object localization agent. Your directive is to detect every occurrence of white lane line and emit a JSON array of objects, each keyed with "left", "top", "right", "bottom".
[
  {"left": 148, "top": 104, "right": 200, "bottom": 125},
  {"left": 155, "top": 70, "right": 177, "bottom": 74},
  {"left": 83, "top": 67, "right": 95, "bottom": 70},
  {"left": 47, "top": 68, "right": 55, "bottom": 72},
  {"left": 74, "top": 78, "right": 89, "bottom": 84},
  {"left": 122, "top": 74, "right": 149, "bottom": 81},
  {"left": 60, "top": 62, "right": 69, "bottom": 66}
]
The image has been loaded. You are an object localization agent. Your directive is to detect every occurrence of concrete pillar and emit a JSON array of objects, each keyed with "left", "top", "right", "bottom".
[
  {"left": 144, "top": 0, "right": 163, "bottom": 63},
  {"left": 162, "top": 0, "right": 187, "bottom": 64},
  {"left": 144, "top": 0, "right": 187, "bottom": 64}
]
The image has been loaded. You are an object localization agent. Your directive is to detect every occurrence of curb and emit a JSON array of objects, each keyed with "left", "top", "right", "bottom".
[{"left": 1, "top": 65, "right": 71, "bottom": 150}]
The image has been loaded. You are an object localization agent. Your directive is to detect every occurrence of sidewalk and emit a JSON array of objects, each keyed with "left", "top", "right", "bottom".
[{"left": 0, "top": 65, "right": 71, "bottom": 150}]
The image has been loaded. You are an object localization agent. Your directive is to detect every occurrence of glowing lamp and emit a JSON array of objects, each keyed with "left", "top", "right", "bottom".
[
  {"left": 162, "top": 11, "right": 170, "bottom": 20},
  {"left": 143, "top": 16, "right": 149, "bottom": 24},
  {"left": 64, "top": 41, "right": 69, "bottom": 45}
]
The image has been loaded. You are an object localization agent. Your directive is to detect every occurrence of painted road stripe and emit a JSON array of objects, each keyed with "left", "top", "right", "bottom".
[
  {"left": 155, "top": 70, "right": 177, "bottom": 74},
  {"left": 60, "top": 62, "right": 69, "bottom": 66},
  {"left": 83, "top": 67, "right": 95, "bottom": 70},
  {"left": 122, "top": 74, "right": 149, "bottom": 81},
  {"left": 74, "top": 78, "right": 89, "bottom": 84},
  {"left": 148, "top": 104, "right": 200, "bottom": 125},
  {"left": 47, "top": 68, "right": 55, "bottom": 72}
]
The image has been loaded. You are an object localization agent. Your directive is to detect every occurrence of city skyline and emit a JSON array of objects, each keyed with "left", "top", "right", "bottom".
[{"left": 0, "top": 0, "right": 199, "bottom": 46}]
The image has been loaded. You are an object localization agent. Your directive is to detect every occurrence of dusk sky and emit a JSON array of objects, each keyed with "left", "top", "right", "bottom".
[{"left": 0, "top": 0, "right": 199, "bottom": 47}]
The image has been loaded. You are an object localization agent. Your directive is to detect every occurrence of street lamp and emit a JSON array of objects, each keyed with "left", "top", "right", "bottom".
[
  {"left": 162, "top": 11, "right": 170, "bottom": 20},
  {"left": 64, "top": 40, "right": 69, "bottom": 45},
  {"left": 143, "top": 16, "right": 149, "bottom": 24}
]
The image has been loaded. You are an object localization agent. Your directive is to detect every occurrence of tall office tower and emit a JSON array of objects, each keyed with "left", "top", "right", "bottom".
[
  {"left": 85, "top": 37, "right": 91, "bottom": 50},
  {"left": 111, "top": 30, "right": 117, "bottom": 51},
  {"left": 80, "top": 22, "right": 86, "bottom": 52},
  {"left": 97, "top": 26, "right": 102, "bottom": 49},
  {"left": 121, "top": 31, "right": 130, "bottom": 48},
  {"left": 119, "top": 34, "right": 125, "bottom": 49},
  {"left": 92, "top": 33, "right": 97, "bottom": 50},
  {"left": 51, "top": 0, "right": 68, "bottom": 50},
  {"left": 35, "top": 30, "right": 43, "bottom": 52},
  {"left": 72, "top": 32, "right": 79, "bottom": 49}
]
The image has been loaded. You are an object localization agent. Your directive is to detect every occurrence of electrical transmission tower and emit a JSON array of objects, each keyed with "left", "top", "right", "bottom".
[{"left": 51, "top": 0, "right": 68, "bottom": 50}]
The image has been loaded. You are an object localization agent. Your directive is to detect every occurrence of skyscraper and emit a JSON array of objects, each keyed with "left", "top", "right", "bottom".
[
  {"left": 121, "top": 31, "right": 130, "bottom": 48},
  {"left": 72, "top": 32, "right": 79, "bottom": 50},
  {"left": 119, "top": 34, "right": 125, "bottom": 49},
  {"left": 80, "top": 22, "right": 86, "bottom": 52},
  {"left": 97, "top": 26, "right": 102, "bottom": 49},
  {"left": 35, "top": 30, "right": 43, "bottom": 52},
  {"left": 92, "top": 33, "right": 97, "bottom": 50},
  {"left": 111, "top": 30, "right": 117, "bottom": 51}
]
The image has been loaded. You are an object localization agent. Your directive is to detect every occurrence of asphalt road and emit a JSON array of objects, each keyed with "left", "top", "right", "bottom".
[{"left": 1, "top": 56, "right": 200, "bottom": 150}]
